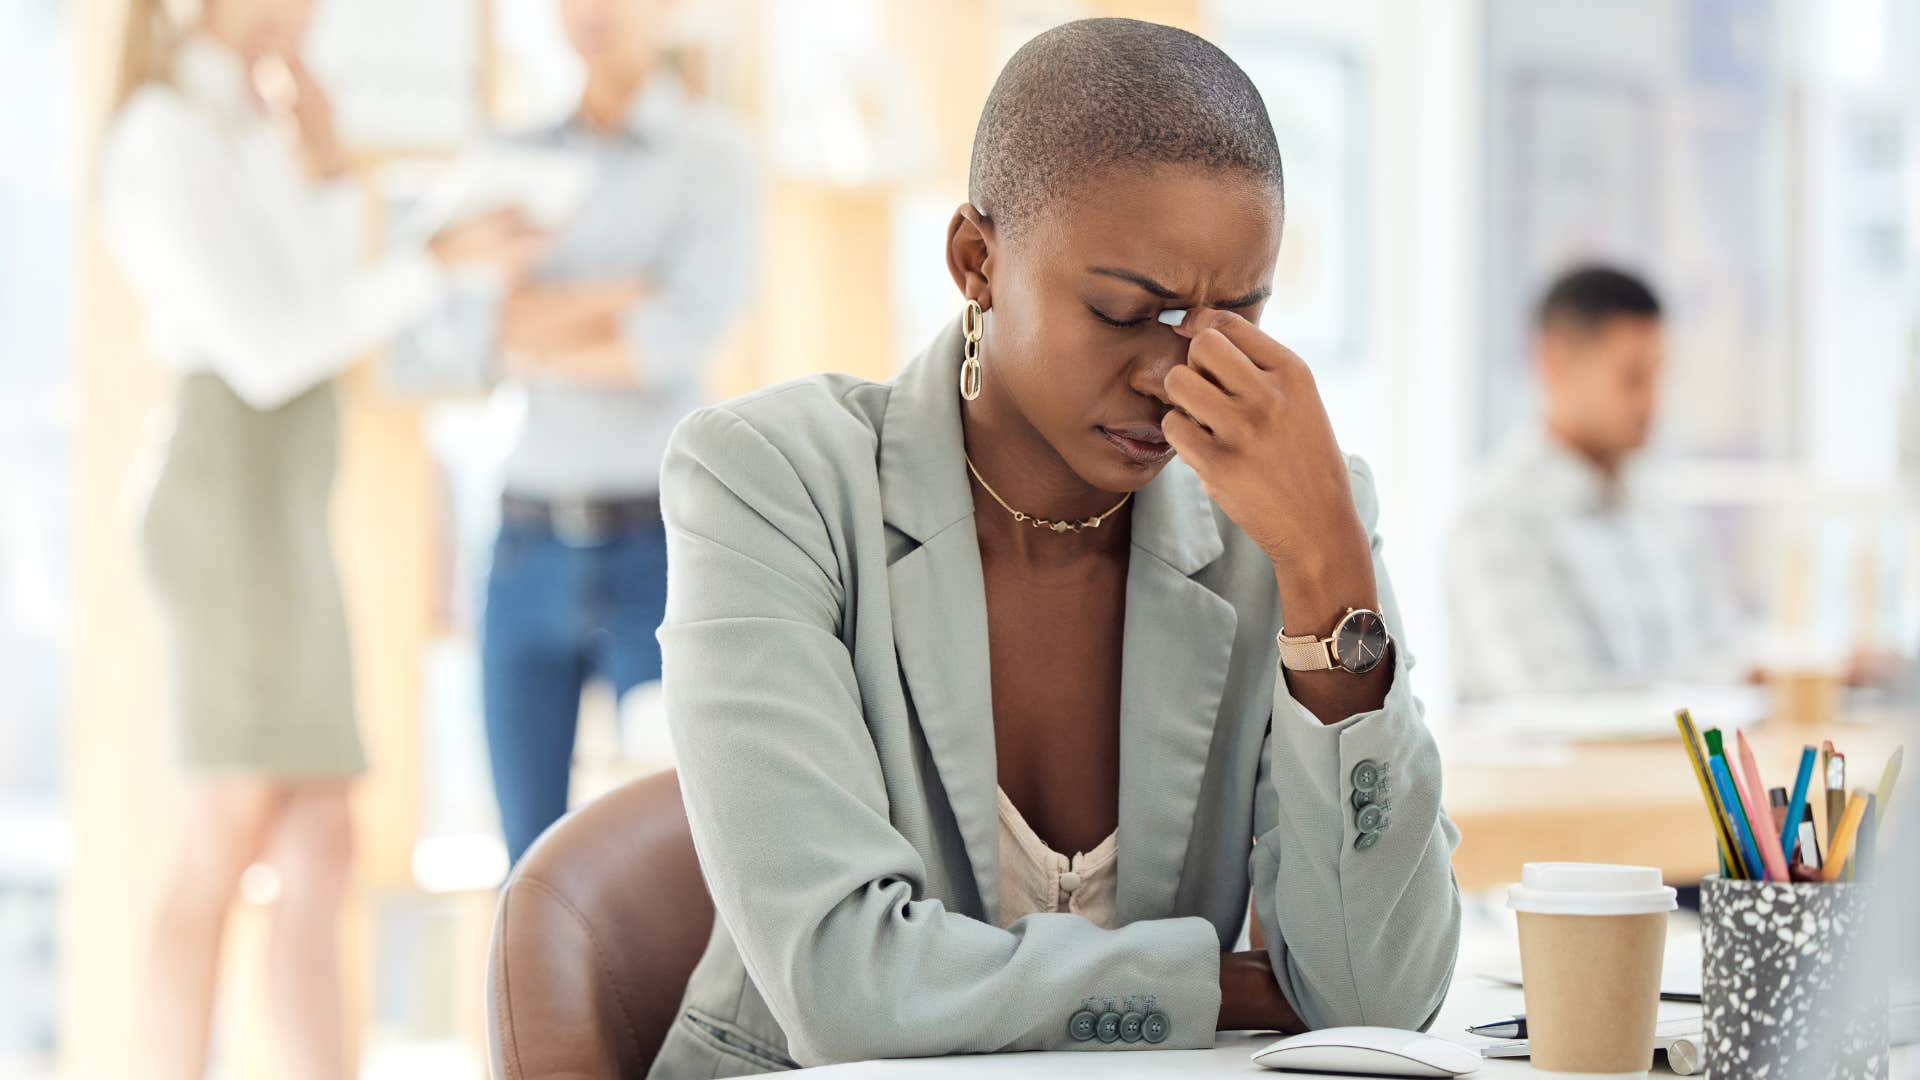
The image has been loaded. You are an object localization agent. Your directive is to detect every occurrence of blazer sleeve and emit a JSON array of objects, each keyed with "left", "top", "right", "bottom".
[
  {"left": 657, "top": 406, "right": 1222, "bottom": 1067},
  {"left": 1249, "top": 456, "right": 1462, "bottom": 1032}
]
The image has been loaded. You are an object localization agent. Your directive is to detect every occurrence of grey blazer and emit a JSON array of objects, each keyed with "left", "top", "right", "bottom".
[{"left": 647, "top": 319, "right": 1461, "bottom": 1078}]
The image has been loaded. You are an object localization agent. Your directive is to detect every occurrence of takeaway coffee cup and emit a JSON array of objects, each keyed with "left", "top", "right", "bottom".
[{"left": 1507, "top": 863, "right": 1677, "bottom": 1077}]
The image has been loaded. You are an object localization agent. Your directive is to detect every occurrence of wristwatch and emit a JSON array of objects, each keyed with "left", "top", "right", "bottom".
[{"left": 1277, "top": 608, "right": 1392, "bottom": 674}]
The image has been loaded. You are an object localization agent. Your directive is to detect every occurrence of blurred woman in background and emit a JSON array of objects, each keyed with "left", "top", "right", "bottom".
[{"left": 98, "top": 1, "right": 541, "bottom": 1077}]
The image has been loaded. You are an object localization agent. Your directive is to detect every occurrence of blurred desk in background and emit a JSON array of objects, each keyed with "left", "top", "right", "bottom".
[{"left": 1443, "top": 702, "right": 1908, "bottom": 891}]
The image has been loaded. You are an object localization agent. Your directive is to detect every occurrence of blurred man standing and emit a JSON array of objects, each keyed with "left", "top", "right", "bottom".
[
  {"left": 1447, "top": 266, "right": 1743, "bottom": 702},
  {"left": 478, "top": 0, "right": 758, "bottom": 862}
]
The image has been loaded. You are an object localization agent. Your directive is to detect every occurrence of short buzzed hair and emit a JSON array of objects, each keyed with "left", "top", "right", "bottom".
[
  {"left": 1535, "top": 265, "right": 1662, "bottom": 334},
  {"left": 968, "top": 18, "right": 1284, "bottom": 237}
]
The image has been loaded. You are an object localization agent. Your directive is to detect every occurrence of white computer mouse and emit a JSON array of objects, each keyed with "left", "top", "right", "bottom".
[{"left": 1251, "top": 1026, "right": 1482, "bottom": 1076}]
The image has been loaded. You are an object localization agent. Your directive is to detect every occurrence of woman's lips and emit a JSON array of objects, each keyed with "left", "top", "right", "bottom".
[{"left": 1099, "top": 425, "right": 1175, "bottom": 465}]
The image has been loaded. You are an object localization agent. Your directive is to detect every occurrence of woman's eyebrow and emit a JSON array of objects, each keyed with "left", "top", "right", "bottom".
[{"left": 1086, "top": 265, "right": 1271, "bottom": 308}]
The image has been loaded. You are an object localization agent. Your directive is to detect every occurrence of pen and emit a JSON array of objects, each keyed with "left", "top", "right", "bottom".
[
  {"left": 1779, "top": 746, "right": 1816, "bottom": 865},
  {"left": 1735, "top": 732, "right": 1789, "bottom": 881},
  {"left": 1712, "top": 756, "right": 1765, "bottom": 883},
  {"left": 1467, "top": 1015, "right": 1526, "bottom": 1040},
  {"left": 1769, "top": 787, "right": 1788, "bottom": 835},
  {"left": 1822, "top": 788, "right": 1871, "bottom": 882}
]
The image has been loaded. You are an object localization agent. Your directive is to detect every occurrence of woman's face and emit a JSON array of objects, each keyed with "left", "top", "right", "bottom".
[
  {"left": 559, "top": 0, "right": 672, "bottom": 72},
  {"left": 953, "top": 165, "right": 1284, "bottom": 494},
  {"left": 203, "top": 0, "right": 318, "bottom": 58}
]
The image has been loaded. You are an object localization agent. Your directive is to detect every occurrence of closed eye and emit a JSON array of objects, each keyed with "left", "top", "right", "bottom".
[{"left": 1087, "top": 305, "right": 1152, "bottom": 328}]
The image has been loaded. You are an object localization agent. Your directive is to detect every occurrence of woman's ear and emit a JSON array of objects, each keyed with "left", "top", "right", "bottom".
[{"left": 945, "top": 203, "right": 996, "bottom": 309}]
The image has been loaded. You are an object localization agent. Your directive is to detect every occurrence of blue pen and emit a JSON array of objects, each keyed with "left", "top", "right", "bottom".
[
  {"left": 1712, "top": 756, "right": 1764, "bottom": 880},
  {"left": 1780, "top": 746, "right": 1817, "bottom": 863}
]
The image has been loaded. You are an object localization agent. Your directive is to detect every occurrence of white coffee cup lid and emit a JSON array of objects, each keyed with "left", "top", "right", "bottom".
[{"left": 1507, "top": 862, "right": 1677, "bottom": 916}]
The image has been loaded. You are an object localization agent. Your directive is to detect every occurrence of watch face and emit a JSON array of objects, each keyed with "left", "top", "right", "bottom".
[{"left": 1332, "top": 609, "right": 1390, "bottom": 674}]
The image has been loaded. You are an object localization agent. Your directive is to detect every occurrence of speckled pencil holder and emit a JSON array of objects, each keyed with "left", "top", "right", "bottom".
[{"left": 1701, "top": 875, "right": 1887, "bottom": 1080}]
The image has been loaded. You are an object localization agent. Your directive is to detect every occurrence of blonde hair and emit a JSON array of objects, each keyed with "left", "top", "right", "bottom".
[{"left": 112, "top": 0, "right": 190, "bottom": 111}]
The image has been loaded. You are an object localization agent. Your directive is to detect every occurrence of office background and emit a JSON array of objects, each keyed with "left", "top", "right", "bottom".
[{"left": 1, "top": 0, "right": 1917, "bottom": 1076}]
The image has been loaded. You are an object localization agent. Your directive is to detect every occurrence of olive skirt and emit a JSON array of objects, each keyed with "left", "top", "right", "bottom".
[{"left": 138, "top": 373, "right": 366, "bottom": 777}]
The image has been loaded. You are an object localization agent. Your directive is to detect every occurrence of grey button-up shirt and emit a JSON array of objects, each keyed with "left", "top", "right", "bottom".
[
  {"left": 1446, "top": 429, "right": 1747, "bottom": 701},
  {"left": 466, "top": 72, "right": 759, "bottom": 499}
]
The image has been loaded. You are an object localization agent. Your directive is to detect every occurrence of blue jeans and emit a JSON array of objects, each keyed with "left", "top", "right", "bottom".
[{"left": 481, "top": 514, "right": 669, "bottom": 864}]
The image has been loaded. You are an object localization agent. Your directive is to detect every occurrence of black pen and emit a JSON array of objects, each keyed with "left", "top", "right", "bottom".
[{"left": 1467, "top": 1014, "right": 1526, "bottom": 1039}]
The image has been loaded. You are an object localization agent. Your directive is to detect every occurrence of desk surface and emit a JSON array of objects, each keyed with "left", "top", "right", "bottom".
[{"left": 793, "top": 911, "right": 1916, "bottom": 1078}]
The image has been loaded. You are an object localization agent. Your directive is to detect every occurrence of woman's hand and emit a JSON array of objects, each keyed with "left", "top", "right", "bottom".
[
  {"left": 1161, "top": 308, "right": 1372, "bottom": 584},
  {"left": 252, "top": 53, "right": 348, "bottom": 181},
  {"left": 1163, "top": 308, "right": 1391, "bottom": 722},
  {"left": 428, "top": 209, "right": 550, "bottom": 280}
]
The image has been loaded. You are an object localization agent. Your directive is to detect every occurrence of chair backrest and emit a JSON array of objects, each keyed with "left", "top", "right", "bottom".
[{"left": 487, "top": 769, "right": 714, "bottom": 1079}]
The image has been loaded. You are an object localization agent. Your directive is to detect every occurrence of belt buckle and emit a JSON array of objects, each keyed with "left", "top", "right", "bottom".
[{"left": 551, "top": 500, "right": 609, "bottom": 547}]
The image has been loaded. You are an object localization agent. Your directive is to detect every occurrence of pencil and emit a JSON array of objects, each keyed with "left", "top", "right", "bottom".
[
  {"left": 1822, "top": 788, "right": 1872, "bottom": 882},
  {"left": 1736, "top": 732, "right": 1791, "bottom": 881},
  {"left": 1876, "top": 746, "right": 1903, "bottom": 824},
  {"left": 1712, "top": 756, "right": 1766, "bottom": 883},
  {"left": 1676, "top": 711, "right": 1743, "bottom": 877}
]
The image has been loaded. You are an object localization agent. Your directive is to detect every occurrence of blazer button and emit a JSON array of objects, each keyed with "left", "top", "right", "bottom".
[
  {"left": 1141, "top": 1012, "right": 1171, "bottom": 1043},
  {"left": 1096, "top": 1011, "right": 1123, "bottom": 1043},
  {"left": 1119, "top": 1012, "right": 1145, "bottom": 1043},
  {"left": 1068, "top": 1010, "right": 1099, "bottom": 1042},
  {"left": 1351, "top": 759, "right": 1384, "bottom": 792},
  {"left": 1355, "top": 825, "right": 1386, "bottom": 850},
  {"left": 1356, "top": 803, "right": 1387, "bottom": 833}
]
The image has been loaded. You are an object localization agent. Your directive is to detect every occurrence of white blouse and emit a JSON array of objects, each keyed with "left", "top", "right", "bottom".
[
  {"left": 99, "top": 36, "right": 445, "bottom": 411},
  {"left": 995, "top": 787, "right": 1119, "bottom": 930}
]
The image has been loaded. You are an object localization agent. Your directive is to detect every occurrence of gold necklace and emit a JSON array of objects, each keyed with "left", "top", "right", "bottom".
[{"left": 963, "top": 453, "right": 1132, "bottom": 533}]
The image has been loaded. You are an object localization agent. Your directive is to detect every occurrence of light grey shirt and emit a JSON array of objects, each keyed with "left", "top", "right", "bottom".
[
  {"left": 456, "top": 72, "right": 758, "bottom": 499},
  {"left": 1446, "top": 430, "right": 1746, "bottom": 702}
]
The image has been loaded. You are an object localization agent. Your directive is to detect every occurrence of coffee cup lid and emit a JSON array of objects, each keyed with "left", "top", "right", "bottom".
[{"left": 1507, "top": 862, "right": 1678, "bottom": 916}]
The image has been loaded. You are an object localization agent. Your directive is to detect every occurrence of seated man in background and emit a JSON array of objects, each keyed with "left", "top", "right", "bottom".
[{"left": 1447, "top": 265, "right": 1746, "bottom": 702}]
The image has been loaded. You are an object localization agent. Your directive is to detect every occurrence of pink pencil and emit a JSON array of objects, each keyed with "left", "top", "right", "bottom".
[{"left": 1736, "top": 731, "right": 1792, "bottom": 882}]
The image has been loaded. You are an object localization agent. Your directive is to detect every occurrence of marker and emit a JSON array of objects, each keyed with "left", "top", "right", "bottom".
[{"left": 1157, "top": 308, "right": 1187, "bottom": 326}]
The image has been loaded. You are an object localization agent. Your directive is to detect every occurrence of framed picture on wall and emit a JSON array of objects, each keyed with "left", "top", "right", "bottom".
[{"left": 1211, "top": 30, "right": 1370, "bottom": 372}]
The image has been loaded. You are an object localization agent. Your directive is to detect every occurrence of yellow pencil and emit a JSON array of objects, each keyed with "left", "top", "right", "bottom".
[
  {"left": 1675, "top": 710, "right": 1742, "bottom": 878},
  {"left": 1876, "top": 746, "right": 1903, "bottom": 824},
  {"left": 1822, "top": 788, "right": 1872, "bottom": 882}
]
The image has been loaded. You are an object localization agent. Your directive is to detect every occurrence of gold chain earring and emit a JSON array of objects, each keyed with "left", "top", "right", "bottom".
[{"left": 959, "top": 300, "right": 984, "bottom": 401}]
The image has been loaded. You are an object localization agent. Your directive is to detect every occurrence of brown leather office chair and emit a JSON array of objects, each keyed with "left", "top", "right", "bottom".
[{"left": 487, "top": 769, "right": 715, "bottom": 1079}]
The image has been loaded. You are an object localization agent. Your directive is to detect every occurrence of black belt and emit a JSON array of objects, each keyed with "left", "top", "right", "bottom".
[{"left": 501, "top": 493, "right": 662, "bottom": 544}]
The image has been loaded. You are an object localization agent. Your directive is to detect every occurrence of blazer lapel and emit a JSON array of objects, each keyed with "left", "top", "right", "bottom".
[
  {"left": 877, "top": 320, "right": 1239, "bottom": 927},
  {"left": 881, "top": 322, "right": 1002, "bottom": 922},
  {"left": 1115, "top": 460, "right": 1237, "bottom": 924}
]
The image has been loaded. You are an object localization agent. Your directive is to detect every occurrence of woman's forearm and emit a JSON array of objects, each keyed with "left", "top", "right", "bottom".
[{"left": 1216, "top": 950, "right": 1305, "bottom": 1034}]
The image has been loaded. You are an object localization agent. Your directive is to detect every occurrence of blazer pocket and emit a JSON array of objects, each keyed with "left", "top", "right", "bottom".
[{"left": 677, "top": 1006, "right": 799, "bottom": 1073}]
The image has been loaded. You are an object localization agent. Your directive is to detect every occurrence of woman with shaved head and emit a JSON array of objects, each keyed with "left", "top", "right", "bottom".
[{"left": 647, "top": 19, "right": 1459, "bottom": 1076}]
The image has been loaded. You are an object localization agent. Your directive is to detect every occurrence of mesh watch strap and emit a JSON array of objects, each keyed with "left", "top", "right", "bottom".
[{"left": 1277, "top": 630, "right": 1335, "bottom": 672}]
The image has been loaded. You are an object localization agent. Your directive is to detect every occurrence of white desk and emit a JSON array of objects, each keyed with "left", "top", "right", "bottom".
[{"left": 793, "top": 912, "right": 1916, "bottom": 1078}]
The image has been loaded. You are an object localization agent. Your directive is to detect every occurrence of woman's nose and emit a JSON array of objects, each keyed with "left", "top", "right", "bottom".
[{"left": 1129, "top": 339, "right": 1189, "bottom": 404}]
